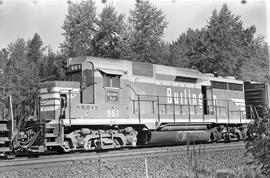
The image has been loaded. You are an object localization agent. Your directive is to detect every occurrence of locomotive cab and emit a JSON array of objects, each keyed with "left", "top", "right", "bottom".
[
  {"left": 67, "top": 61, "right": 95, "bottom": 104},
  {"left": 35, "top": 58, "right": 138, "bottom": 151}
]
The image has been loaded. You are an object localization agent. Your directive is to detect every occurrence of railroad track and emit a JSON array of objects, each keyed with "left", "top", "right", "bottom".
[{"left": 0, "top": 142, "right": 245, "bottom": 171}]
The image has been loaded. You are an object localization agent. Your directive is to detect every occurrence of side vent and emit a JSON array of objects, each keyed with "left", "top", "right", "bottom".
[
  {"left": 175, "top": 76, "right": 197, "bottom": 83},
  {"left": 132, "top": 61, "right": 153, "bottom": 77}
]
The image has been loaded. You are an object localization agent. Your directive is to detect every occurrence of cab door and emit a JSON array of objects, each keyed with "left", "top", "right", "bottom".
[{"left": 81, "top": 62, "right": 95, "bottom": 103}]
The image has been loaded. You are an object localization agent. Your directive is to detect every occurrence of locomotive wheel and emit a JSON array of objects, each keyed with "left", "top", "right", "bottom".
[
  {"left": 93, "top": 139, "right": 98, "bottom": 148},
  {"left": 224, "top": 133, "right": 231, "bottom": 143},
  {"left": 210, "top": 132, "right": 215, "bottom": 142},
  {"left": 113, "top": 139, "right": 120, "bottom": 147},
  {"left": 113, "top": 138, "right": 123, "bottom": 148},
  {"left": 215, "top": 131, "right": 222, "bottom": 142},
  {"left": 84, "top": 139, "right": 92, "bottom": 151},
  {"left": 61, "top": 140, "right": 71, "bottom": 152}
]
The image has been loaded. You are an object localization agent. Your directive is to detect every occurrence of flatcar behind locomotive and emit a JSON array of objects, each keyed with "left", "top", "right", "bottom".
[{"left": 3, "top": 56, "right": 253, "bottom": 154}]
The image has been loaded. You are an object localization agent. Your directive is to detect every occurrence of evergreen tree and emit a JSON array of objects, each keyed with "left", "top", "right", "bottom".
[
  {"left": 202, "top": 4, "right": 248, "bottom": 75},
  {"left": 0, "top": 48, "right": 8, "bottom": 66},
  {"left": 41, "top": 47, "right": 66, "bottom": 81},
  {"left": 53, "top": 53, "right": 67, "bottom": 80},
  {"left": 246, "top": 106, "right": 270, "bottom": 176},
  {"left": 25, "top": 33, "right": 45, "bottom": 114},
  {"left": 6, "top": 38, "right": 29, "bottom": 116},
  {"left": 129, "top": 0, "right": 168, "bottom": 63},
  {"left": 4, "top": 34, "right": 46, "bottom": 116},
  {"left": 171, "top": 28, "right": 207, "bottom": 69},
  {"left": 171, "top": 4, "right": 269, "bottom": 80},
  {"left": 92, "top": 4, "right": 126, "bottom": 58},
  {"left": 61, "top": 0, "right": 97, "bottom": 57},
  {"left": 239, "top": 36, "right": 269, "bottom": 81},
  {"left": 155, "top": 41, "right": 171, "bottom": 66},
  {"left": 27, "top": 33, "right": 43, "bottom": 64},
  {"left": 169, "top": 40, "right": 190, "bottom": 68},
  {"left": 2, "top": 34, "right": 66, "bottom": 117}
]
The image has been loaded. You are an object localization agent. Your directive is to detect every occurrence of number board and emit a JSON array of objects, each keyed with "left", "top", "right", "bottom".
[
  {"left": 107, "top": 91, "right": 119, "bottom": 101},
  {"left": 69, "top": 64, "right": 82, "bottom": 72}
]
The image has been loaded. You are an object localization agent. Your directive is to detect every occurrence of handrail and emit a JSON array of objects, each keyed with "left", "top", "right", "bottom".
[
  {"left": 126, "top": 84, "right": 139, "bottom": 96},
  {"left": 127, "top": 84, "right": 247, "bottom": 123}
]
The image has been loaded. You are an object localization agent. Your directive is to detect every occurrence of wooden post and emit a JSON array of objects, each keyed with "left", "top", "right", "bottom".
[
  {"left": 145, "top": 157, "right": 149, "bottom": 178},
  {"left": 187, "top": 133, "right": 191, "bottom": 177},
  {"left": 98, "top": 154, "right": 101, "bottom": 178},
  {"left": 193, "top": 136, "right": 198, "bottom": 178},
  {"left": 8, "top": 96, "right": 14, "bottom": 139}
]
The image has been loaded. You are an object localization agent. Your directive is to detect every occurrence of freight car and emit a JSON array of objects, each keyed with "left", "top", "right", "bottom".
[
  {"left": 0, "top": 96, "right": 15, "bottom": 158},
  {"left": 244, "top": 82, "right": 270, "bottom": 118},
  {"left": 1, "top": 56, "right": 255, "bottom": 155}
]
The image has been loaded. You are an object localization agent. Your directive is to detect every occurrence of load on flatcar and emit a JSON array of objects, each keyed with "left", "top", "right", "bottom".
[{"left": 0, "top": 56, "right": 257, "bottom": 155}]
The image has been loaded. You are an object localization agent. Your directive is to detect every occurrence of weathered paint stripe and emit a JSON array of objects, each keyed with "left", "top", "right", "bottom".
[
  {"left": 48, "top": 118, "right": 251, "bottom": 127},
  {"left": 40, "top": 100, "right": 60, "bottom": 105},
  {"left": 39, "top": 87, "right": 80, "bottom": 93},
  {"left": 40, "top": 106, "right": 60, "bottom": 111},
  {"left": 39, "top": 81, "right": 80, "bottom": 88},
  {"left": 39, "top": 93, "right": 60, "bottom": 98}
]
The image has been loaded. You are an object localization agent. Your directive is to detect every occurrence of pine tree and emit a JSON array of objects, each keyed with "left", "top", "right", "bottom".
[
  {"left": 61, "top": 0, "right": 97, "bottom": 57},
  {"left": 239, "top": 35, "right": 269, "bottom": 81},
  {"left": 41, "top": 47, "right": 66, "bottom": 81},
  {"left": 172, "top": 28, "right": 207, "bottom": 70},
  {"left": 129, "top": 0, "right": 168, "bottom": 63},
  {"left": 25, "top": 33, "right": 46, "bottom": 113},
  {"left": 6, "top": 38, "right": 29, "bottom": 116},
  {"left": 27, "top": 33, "right": 43, "bottom": 64},
  {"left": 92, "top": 4, "right": 126, "bottom": 58},
  {"left": 202, "top": 4, "right": 246, "bottom": 75},
  {"left": 171, "top": 4, "right": 269, "bottom": 80}
]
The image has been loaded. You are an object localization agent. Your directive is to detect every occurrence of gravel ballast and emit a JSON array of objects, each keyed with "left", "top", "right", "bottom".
[{"left": 0, "top": 148, "right": 264, "bottom": 178}]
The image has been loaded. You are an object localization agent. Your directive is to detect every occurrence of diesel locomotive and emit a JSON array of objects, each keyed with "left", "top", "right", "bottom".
[{"left": 0, "top": 56, "right": 263, "bottom": 157}]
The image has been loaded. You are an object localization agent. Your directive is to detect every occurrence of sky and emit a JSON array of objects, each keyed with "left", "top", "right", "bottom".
[{"left": 0, "top": 0, "right": 269, "bottom": 52}]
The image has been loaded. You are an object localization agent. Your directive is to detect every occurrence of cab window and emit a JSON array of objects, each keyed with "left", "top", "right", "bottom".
[
  {"left": 81, "top": 62, "right": 95, "bottom": 103},
  {"left": 82, "top": 69, "right": 94, "bottom": 88},
  {"left": 103, "top": 74, "right": 120, "bottom": 88}
]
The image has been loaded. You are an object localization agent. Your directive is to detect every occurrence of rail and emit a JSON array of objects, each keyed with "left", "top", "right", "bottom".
[{"left": 0, "top": 142, "right": 245, "bottom": 170}]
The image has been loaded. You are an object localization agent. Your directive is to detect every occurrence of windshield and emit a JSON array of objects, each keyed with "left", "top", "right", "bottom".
[{"left": 67, "top": 71, "right": 81, "bottom": 82}]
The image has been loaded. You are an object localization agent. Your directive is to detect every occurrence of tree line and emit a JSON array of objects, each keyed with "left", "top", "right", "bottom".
[{"left": 0, "top": 0, "right": 269, "bottom": 117}]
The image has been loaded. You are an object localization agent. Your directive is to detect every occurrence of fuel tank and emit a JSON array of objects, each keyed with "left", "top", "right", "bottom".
[
  {"left": 148, "top": 130, "right": 211, "bottom": 144},
  {"left": 158, "top": 125, "right": 208, "bottom": 131}
]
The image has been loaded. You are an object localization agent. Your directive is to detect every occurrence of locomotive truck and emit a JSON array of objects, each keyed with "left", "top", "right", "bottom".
[{"left": 0, "top": 56, "right": 260, "bottom": 156}]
